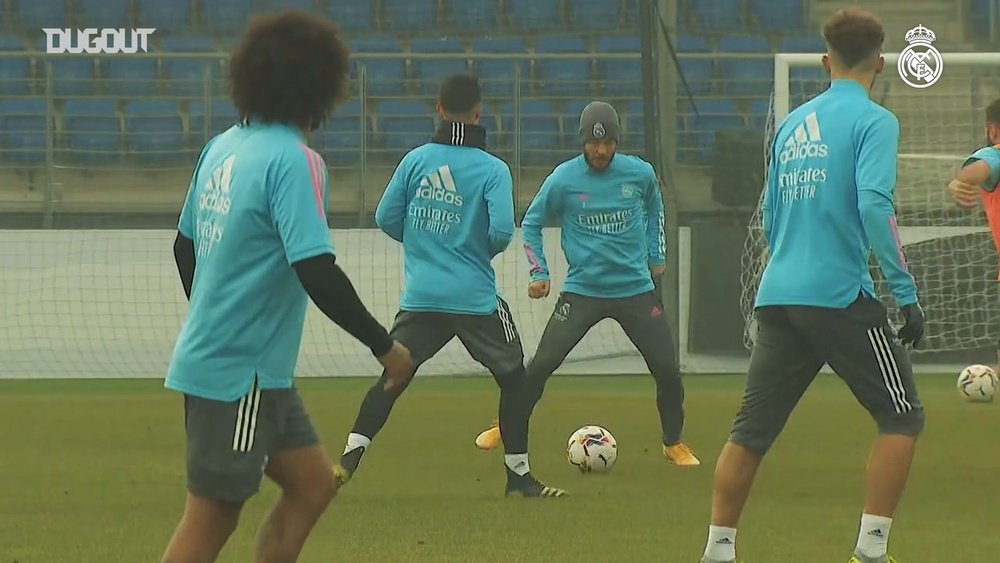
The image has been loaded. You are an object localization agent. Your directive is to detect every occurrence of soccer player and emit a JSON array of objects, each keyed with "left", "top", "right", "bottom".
[
  {"left": 698, "top": 9, "right": 925, "bottom": 563},
  {"left": 474, "top": 101, "right": 700, "bottom": 468},
  {"left": 160, "top": 12, "right": 414, "bottom": 563},
  {"left": 333, "top": 75, "right": 565, "bottom": 498},
  {"left": 947, "top": 98, "right": 1000, "bottom": 370}
]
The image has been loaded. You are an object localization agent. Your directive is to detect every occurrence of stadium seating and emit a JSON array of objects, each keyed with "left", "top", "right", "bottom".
[
  {"left": 596, "top": 36, "right": 642, "bottom": 97},
  {"left": 535, "top": 36, "right": 590, "bottom": 97},
  {"left": 778, "top": 36, "right": 826, "bottom": 53},
  {"left": 383, "top": 0, "right": 438, "bottom": 33},
  {"left": 328, "top": 0, "right": 376, "bottom": 32},
  {"left": 676, "top": 35, "right": 713, "bottom": 96},
  {"left": 748, "top": 98, "right": 770, "bottom": 131},
  {"left": 77, "top": 0, "right": 129, "bottom": 27},
  {"left": 561, "top": 99, "right": 591, "bottom": 147},
  {"left": 473, "top": 37, "right": 528, "bottom": 97},
  {"left": 718, "top": 35, "right": 773, "bottom": 96},
  {"left": 202, "top": 0, "right": 251, "bottom": 34},
  {"left": 50, "top": 59, "right": 97, "bottom": 96},
  {"left": 253, "top": 0, "right": 318, "bottom": 15},
  {"left": 687, "top": 99, "right": 744, "bottom": 162},
  {"left": 60, "top": 99, "right": 122, "bottom": 165},
  {"left": 507, "top": 0, "right": 562, "bottom": 32},
  {"left": 571, "top": 0, "right": 622, "bottom": 31},
  {"left": 749, "top": 0, "right": 806, "bottom": 32},
  {"left": 349, "top": 37, "right": 405, "bottom": 97},
  {"left": 449, "top": 0, "right": 498, "bottom": 31},
  {"left": 377, "top": 100, "right": 435, "bottom": 159},
  {"left": 15, "top": 0, "right": 69, "bottom": 28},
  {"left": 136, "top": 0, "right": 193, "bottom": 31},
  {"left": 0, "top": 99, "right": 49, "bottom": 164},
  {"left": 690, "top": 0, "right": 743, "bottom": 32},
  {"left": 319, "top": 99, "right": 366, "bottom": 165},
  {"left": 501, "top": 100, "right": 560, "bottom": 165},
  {"left": 188, "top": 98, "right": 238, "bottom": 139},
  {"left": 124, "top": 100, "right": 186, "bottom": 165},
  {"left": 0, "top": 35, "right": 31, "bottom": 96},
  {"left": 103, "top": 59, "right": 159, "bottom": 96},
  {"left": 410, "top": 38, "right": 468, "bottom": 95},
  {"left": 624, "top": 100, "right": 645, "bottom": 150}
]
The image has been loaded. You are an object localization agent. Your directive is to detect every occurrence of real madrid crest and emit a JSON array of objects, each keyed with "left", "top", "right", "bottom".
[
  {"left": 593, "top": 122, "right": 606, "bottom": 138},
  {"left": 897, "top": 24, "right": 943, "bottom": 89}
]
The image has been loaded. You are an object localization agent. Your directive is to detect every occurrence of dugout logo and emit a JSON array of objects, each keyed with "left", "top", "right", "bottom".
[
  {"left": 897, "top": 25, "right": 943, "bottom": 89},
  {"left": 43, "top": 28, "right": 155, "bottom": 54}
]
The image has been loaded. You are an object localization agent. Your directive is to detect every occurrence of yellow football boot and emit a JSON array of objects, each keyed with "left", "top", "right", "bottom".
[
  {"left": 475, "top": 418, "right": 502, "bottom": 450},
  {"left": 663, "top": 442, "right": 701, "bottom": 466}
]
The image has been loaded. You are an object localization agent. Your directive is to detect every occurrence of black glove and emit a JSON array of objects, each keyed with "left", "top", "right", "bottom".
[{"left": 897, "top": 303, "right": 925, "bottom": 348}]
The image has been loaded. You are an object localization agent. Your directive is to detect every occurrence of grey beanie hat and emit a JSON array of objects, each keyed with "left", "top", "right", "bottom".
[{"left": 579, "top": 101, "right": 621, "bottom": 143}]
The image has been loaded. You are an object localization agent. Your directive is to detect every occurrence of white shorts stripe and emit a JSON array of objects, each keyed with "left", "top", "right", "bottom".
[
  {"left": 496, "top": 298, "right": 516, "bottom": 343},
  {"left": 232, "top": 379, "right": 262, "bottom": 452},
  {"left": 866, "top": 328, "right": 911, "bottom": 413}
]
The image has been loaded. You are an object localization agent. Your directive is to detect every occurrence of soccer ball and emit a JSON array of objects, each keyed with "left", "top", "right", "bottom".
[
  {"left": 957, "top": 364, "right": 998, "bottom": 403},
  {"left": 566, "top": 425, "right": 618, "bottom": 473}
]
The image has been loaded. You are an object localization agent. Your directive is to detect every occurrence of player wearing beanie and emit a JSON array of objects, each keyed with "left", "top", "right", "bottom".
[{"left": 474, "top": 102, "right": 699, "bottom": 468}]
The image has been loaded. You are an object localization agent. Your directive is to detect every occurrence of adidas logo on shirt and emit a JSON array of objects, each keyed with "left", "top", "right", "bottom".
[
  {"left": 415, "top": 165, "right": 465, "bottom": 206},
  {"left": 779, "top": 112, "right": 829, "bottom": 164}
]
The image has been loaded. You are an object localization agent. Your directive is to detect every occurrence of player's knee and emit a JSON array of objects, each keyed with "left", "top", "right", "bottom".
[
  {"left": 875, "top": 407, "right": 925, "bottom": 437},
  {"left": 495, "top": 367, "right": 525, "bottom": 391},
  {"left": 284, "top": 470, "right": 336, "bottom": 516},
  {"left": 728, "top": 410, "right": 783, "bottom": 455}
]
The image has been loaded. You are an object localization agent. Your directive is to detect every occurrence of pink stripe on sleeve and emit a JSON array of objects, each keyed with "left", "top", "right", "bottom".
[
  {"left": 524, "top": 244, "right": 543, "bottom": 274},
  {"left": 300, "top": 144, "right": 326, "bottom": 218},
  {"left": 889, "top": 216, "right": 909, "bottom": 270}
]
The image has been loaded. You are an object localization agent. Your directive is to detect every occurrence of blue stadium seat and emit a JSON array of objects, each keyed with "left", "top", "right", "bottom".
[
  {"left": 161, "top": 37, "right": 218, "bottom": 95},
  {"left": 473, "top": 37, "right": 528, "bottom": 96},
  {"left": 624, "top": 100, "right": 645, "bottom": 149},
  {"left": 449, "top": 0, "right": 499, "bottom": 31},
  {"left": 328, "top": 0, "right": 376, "bottom": 32},
  {"left": 103, "top": 59, "right": 159, "bottom": 96},
  {"left": 561, "top": 99, "right": 591, "bottom": 147},
  {"left": 535, "top": 36, "right": 591, "bottom": 97},
  {"left": 383, "top": 0, "right": 438, "bottom": 32},
  {"left": 690, "top": 0, "right": 743, "bottom": 31},
  {"left": 501, "top": 99, "right": 559, "bottom": 165},
  {"left": 162, "top": 36, "right": 218, "bottom": 52},
  {"left": 188, "top": 98, "right": 238, "bottom": 138},
  {"left": 789, "top": 67, "right": 827, "bottom": 105},
  {"left": 677, "top": 59, "right": 713, "bottom": 95},
  {"left": 718, "top": 35, "right": 773, "bottom": 96},
  {"left": 507, "top": 0, "right": 562, "bottom": 31},
  {"left": 0, "top": 99, "right": 49, "bottom": 164},
  {"left": 410, "top": 38, "right": 468, "bottom": 95},
  {"left": 350, "top": 37, "right": 405, "bottom": 96},
  {"left": 778, "top": 36, "right": 827, "bottom": 53},
  {"left": 968, "top": 0, "right": 994, "bottom": 38},
  {"left": 61, "top": 99, "right": 122, "bottom": 164},
  {"left": 749, "top": 0, "right": 806, "bottom": 32},
  {"left": 0, "top": 36, "right": 31, "bottom": 95},
  {"left": 377, "top": 100, "right": 434, "bottom": 158},
  {"left": 688, "top": 99, "right": 743, "bottom": 162},
  {"left": 748, "top": 98, "right": 770, "bottom": 130},
  {"left": 50, "top": 59, "right": 97, "bottom": 95},
  {"left": 677, "top": 35, "right": 711, "bottom": 52},
  {"left": 17, "top": 0, "right": 69, "bottom": 27},
  {"left": 596, "top": 36, "right": 642, "bottom": 97},
  {"left": 202, "top": 0, "right": 251, "bottom": 34},
  {"left": 77, "top": 0, "right": 130, "bottom": 27},
  {"left": 319, "top": 99, "right": 365, "bottom": 165},
  {"left": 137, "top": 0, "right": 193, "bottom": 30},
  {"left": 571, "top": 0, "right": 621, "bottom": 31},
  {"left": 124, "top": 100, "right": 186, "bottom": 165},
  {"left": 253, "top": 0, "right": 317, "bottom": 14},
  {"left": 479, "top": 101, "right": 502, "bottom": 151}
]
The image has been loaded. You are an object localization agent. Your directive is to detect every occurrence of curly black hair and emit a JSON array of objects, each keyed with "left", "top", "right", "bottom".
[{"left": 230, "top": 11, "right": 351, "bottom": 130}]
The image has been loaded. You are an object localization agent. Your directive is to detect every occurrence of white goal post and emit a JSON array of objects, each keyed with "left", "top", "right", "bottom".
[{"left": 740, "top": 51, "right": 1000, "bottom": 354}]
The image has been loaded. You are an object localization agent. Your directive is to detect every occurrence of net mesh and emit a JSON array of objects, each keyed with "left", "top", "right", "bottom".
[
  {"left": 0, "top": 228, "right": 640, "bottom": 378},
  {"left": 740, "top": 55, "right": 1000, "bottom": 352}
]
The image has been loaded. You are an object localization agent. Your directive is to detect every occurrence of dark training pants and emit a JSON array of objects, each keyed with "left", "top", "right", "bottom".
[
  {"left": 731, "top": 295, "right": 926, "bottom": 455},
  {"left": 523, "top": 291, "right": 686, "bottom": 445},
  {"left": 349, "top": 297, "right": 529, "bottom": 454}
]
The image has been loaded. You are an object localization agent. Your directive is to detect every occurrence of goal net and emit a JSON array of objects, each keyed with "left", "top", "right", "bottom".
[
  {"left": 740, "top": 52, "right": 1000, "bottom": 353},
  {"left": 0, "top": 227, "right": 641, "bottom": 378}
]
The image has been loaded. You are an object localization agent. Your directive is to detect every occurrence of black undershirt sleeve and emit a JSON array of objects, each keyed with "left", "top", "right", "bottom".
[
  {"left": 292, "top": 254, "right": 394, "bottom": 357},
  {"left": 173, "top": 232, "right": 196, "bottom": 300}
]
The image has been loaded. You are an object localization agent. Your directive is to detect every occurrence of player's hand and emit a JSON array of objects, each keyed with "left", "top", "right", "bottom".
[
  {"left": 528, "top": 280, "right": 550, "bottom": 299},
  {"left": 898, "top": 303, "right": 925, "bottom": 348},
  {"left": 948, "top": 179, "right": 980, "bottom": 208},
  {"left": 378, "top": 340, "right": 415, "bottom": 392},
  {"left": 650, "top": 263, "right": 666, "bottom": 279}
]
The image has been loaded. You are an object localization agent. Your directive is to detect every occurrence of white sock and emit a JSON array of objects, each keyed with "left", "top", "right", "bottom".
[
  {"left": 856, "top": 514, "right": 893, "bottom": 558},
  {"left": 703, "top": 525, "right": 737, "bottom": 561},
  {"left": 343, "top": 433, "right": 371, "bottom": 455},
  {"left": 504, "top": 453, "right": 530, "bottom": 476}
]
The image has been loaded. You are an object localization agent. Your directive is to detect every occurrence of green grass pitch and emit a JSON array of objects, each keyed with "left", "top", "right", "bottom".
[{"left": 1, "top": 374, "right": 997, "bottom": 562}]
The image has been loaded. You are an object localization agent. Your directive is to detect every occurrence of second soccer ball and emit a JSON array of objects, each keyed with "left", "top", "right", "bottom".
[
  {"left": 957, "top": 364, "right": 998, "bottom": 403},
  {"left": 567, "top": 425, "right": 618, "bottom": 473}
]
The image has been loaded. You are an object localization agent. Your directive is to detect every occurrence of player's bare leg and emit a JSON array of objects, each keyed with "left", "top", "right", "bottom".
[
  {"left": 710, "top": 441, "right": 762, "bottom": 527},
  {"left": 256, "top": 444, "right": 337, "bottom": 563},
  {"left": 161, "top": 494, "right": 242, "bottom": 563}
]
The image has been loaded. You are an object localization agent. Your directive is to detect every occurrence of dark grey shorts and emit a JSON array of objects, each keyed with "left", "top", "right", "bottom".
[
  {"left": 731, "top": 294, "right": 924, "bottom": 454},
  {"left": 392, "top": 297, "right": 524, "bottom": 377},
  {"left": 183, "top": 378, "right": 319, "bottom": 503}
]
